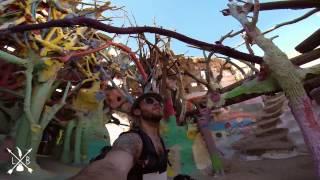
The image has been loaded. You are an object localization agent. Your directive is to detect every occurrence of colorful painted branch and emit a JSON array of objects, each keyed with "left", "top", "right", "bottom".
[
  {"left": 0, "top": 50, "right": 27, "bottom": 66},
  {"left": 197, "top": 107, "right": 224, "bottom": 175},
  {"left": 57, "top": 40, "right": 148, "bottom": 81}
]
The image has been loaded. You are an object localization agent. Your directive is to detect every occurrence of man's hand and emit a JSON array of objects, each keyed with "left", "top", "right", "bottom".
[{"left": 70, "top": 133, "right": 142, "bottom": 180}]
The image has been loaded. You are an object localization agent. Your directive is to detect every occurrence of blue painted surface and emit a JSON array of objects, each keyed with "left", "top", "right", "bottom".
[{"left": 209, "top": 119, "right": 254, "bottom": 131}]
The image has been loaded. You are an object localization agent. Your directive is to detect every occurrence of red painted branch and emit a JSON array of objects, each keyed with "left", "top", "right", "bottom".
[
  {"left": 58, "top": 42, "right": 113, "bottom": 62},
  {"left": 0, "top": 17, "right": 263, "bottom": 64},
  {"left": 109, "top": 42, "right": 148, "bottom": 81},
  {"left": 57, "top": 41, "right": 148, "bottom": 81}
]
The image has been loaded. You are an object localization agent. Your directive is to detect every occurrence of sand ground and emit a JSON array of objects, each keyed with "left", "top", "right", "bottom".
[{"left": 0, "top": 155, "right": 316, "bottom": 180}]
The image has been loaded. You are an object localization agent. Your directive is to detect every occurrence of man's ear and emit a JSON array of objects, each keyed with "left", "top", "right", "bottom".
[{"left": 133, "top": 109, "right": 141, "bottom": 116}]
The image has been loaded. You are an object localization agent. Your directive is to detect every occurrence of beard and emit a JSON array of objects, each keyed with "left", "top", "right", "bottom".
[{"left": 141, "top": 111, "right": 163, "bottom": 123}]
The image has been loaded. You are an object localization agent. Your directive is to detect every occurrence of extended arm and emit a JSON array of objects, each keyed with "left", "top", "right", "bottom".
[{"left": 70, "top": 133, "right": 142, "bottom": 180}]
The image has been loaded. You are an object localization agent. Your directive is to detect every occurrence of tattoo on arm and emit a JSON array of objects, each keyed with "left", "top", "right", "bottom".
[{"left": 111, "top": 133, "right": 143, "bottom": 161}]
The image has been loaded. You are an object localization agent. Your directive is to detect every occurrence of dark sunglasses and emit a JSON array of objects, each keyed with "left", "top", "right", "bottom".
[{"left": 143, "top": 97, "right": 163, "bottom": 106}]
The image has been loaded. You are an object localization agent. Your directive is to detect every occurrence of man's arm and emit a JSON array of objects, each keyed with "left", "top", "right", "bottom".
[{"left": 70, "top": 133, "right": 142, "bottom": 180}]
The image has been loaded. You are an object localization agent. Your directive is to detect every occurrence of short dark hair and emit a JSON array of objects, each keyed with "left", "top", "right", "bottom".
[{"left": 130, "top": 93, "right": 163, "bottom": 116}]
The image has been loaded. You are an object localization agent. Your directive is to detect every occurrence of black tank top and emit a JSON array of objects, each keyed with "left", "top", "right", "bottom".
[{"left": 120, "top": 129, "right": 168, "bottom": 180}]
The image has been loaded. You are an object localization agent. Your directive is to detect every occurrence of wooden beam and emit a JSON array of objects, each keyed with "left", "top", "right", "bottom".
[
  {"left": 290, "top": 48, "right": 320, "bottom": 66},
  {"left": 295, "top": 28, "right": 320, "bottom": 53}
]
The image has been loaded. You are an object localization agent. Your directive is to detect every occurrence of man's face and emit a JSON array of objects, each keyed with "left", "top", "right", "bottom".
[{"left": 138, "top": 97, "right": 163, "bottom": 123}]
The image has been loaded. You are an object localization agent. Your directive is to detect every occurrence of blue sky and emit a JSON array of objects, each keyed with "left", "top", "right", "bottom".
[{"left": 103, "top": 0, "right": 320, "bottom": 58}]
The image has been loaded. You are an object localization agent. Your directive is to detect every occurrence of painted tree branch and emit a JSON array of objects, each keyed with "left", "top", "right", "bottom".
[
  {"left": 40, "top": 81, "right": 71, "bottom": 128},
  {"left": 0, "top": 50, "right": 27, "bottom": 66},
  {"left": 0, "top": 17, "right": 263, "bottom": 64},
  {"left": 222, "top": 71, "right": 320, "bottom": 107},
  {"left": 24, "top": 62, "right": 35, "bottom": 124},
  {"left": 228, "top": 1, "right": 320, "bottom": 177}
]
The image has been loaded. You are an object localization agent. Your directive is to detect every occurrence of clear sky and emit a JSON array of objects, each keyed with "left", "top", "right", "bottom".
[{"left": 103, "top": 0, "right": 319, "bottom": 60}]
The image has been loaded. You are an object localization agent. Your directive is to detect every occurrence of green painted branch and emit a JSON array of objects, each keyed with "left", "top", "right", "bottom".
[
  {"left": 61, "top": 120, "right": 76, "bottom": 163},
  {"left": 223, "top": 77, "right": 280, "bottom": 100},
  {"left": 222, "top": 48, "right": 320, "bottom": 94},
  {"left": 14, "top": 115, "right": 31, "bottom": 150},
  {"left": 24, "top": 63, "right": 35, "bottom": 124},
  {"left": 222, "top": 75, "right": 320, "bottom": 107},
  {"left": 31, "top": 80, "right": 55, "bottom": 123},
  {"left": 0, "top": 50, "right": 27, "bottom": 66},
  {"left": 40, "top": 81, "right": 71, "bottom": 128},
  {"left": 29, "top": 124, "right": 43, "bottom": 171},
  {"left": 81, "top": 121, "right": 90, "bottom": 163},
  {"left": 74, "top": 119, "right": 84, "bottom": 164}
]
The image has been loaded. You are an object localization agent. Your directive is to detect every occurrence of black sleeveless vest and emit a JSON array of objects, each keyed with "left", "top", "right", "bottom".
[{"left": 120, "top": 129, "right": 168, "bottom": 180}]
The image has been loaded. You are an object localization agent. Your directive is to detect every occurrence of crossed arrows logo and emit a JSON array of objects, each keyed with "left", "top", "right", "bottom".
[{"left": 6, "top": 147, "right": 33, "bottom": 174}]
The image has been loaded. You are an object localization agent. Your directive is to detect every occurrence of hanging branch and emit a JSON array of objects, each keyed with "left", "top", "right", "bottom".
[{"left": 0, "top": 17, "right": 263, "bottom": 64}]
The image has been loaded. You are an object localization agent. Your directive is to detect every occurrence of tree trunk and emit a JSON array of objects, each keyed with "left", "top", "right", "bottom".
[
  {"left": 228, "top": 4, "right": 320, "bottom": 177},
  {"left": 28, "top": 124, "right": 43, "bottom": 171},
  {"left": 289, "top": 95, "right": 320, "bottom": 176},
  {"left": 255, "top": 28, "right": 320, "bottom": 177},
  {"left": 15, "top": 115, "right": 31, "bottom": 151}
]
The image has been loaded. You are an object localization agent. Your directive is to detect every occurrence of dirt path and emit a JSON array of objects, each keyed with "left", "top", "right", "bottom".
[{"left": 0, "top": 155, "right": 316, "bottom": 180}]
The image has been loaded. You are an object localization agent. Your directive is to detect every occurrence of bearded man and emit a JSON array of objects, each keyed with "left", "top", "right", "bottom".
[{"left": 71, "top": 93, "right": 168, "bottom": 180}]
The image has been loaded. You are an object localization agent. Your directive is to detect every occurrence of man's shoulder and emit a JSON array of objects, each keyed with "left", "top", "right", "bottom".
[
  {"left": 111, "top": 131, "right": 143, "bottom": 160},
  {"left": 115, "top": 132, "right": 143, "bottom": 147}
]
